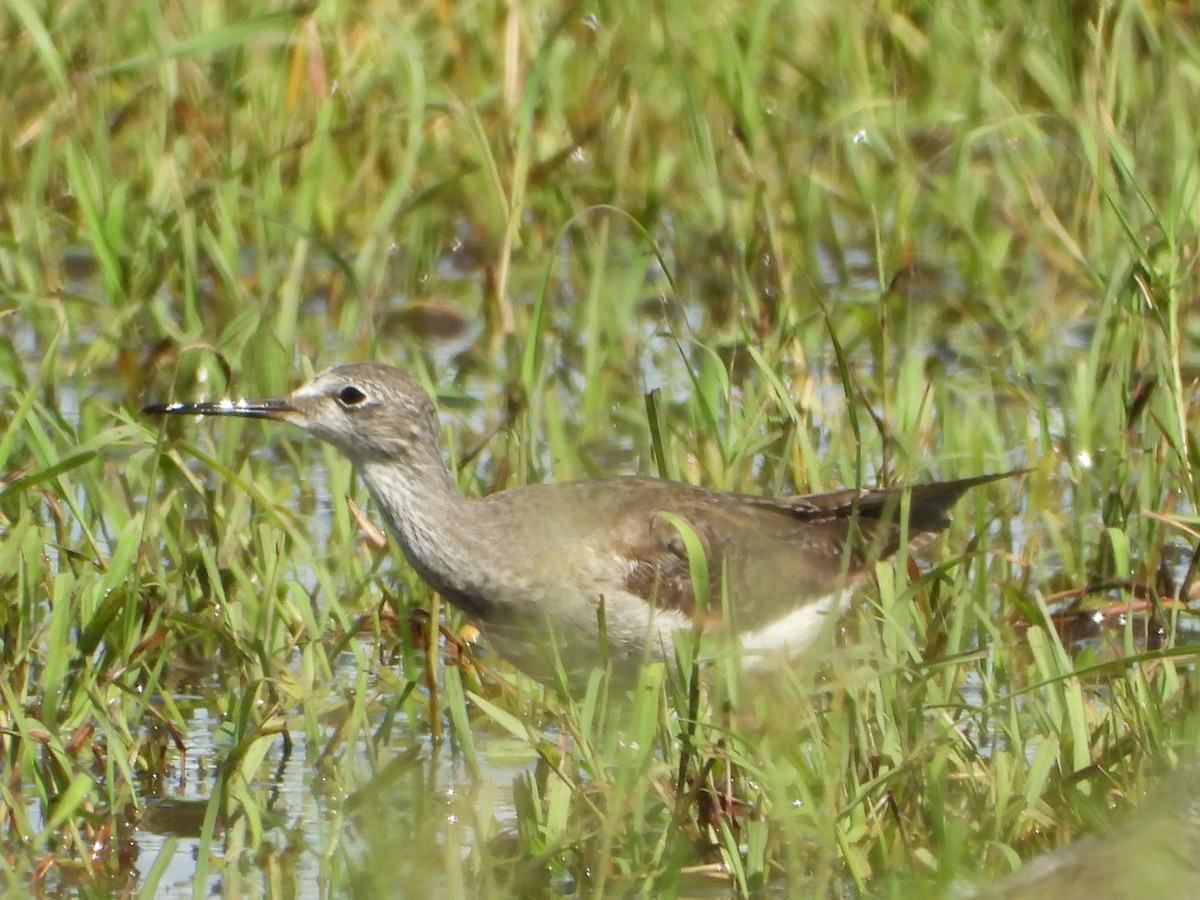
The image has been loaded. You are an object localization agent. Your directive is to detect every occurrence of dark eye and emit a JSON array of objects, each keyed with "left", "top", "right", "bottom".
[{"left": 337, "top": 386, "right": 367, "bottom": 406}]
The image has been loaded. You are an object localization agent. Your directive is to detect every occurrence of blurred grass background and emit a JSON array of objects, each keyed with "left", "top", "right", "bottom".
[{"left": 3, "top": 0, "right": 1200, "bottom": 896}]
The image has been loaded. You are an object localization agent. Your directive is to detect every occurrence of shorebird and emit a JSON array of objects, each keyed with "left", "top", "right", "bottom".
[{"left": 145, "top": 362, "right": 1018, "bottom": 687}]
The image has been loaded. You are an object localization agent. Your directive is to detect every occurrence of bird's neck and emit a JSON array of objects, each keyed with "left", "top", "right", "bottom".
[{"left": 356, "top": 451, "right": 487, "bottom": 605}]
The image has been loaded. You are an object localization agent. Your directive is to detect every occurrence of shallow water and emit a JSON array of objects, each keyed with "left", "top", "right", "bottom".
[{"left": 13, "top": 221, "right": 1185, "bottom": 896}]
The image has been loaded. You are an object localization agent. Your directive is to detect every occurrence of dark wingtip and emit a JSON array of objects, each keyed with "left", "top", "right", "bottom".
[{"left": 904, "top": 468, "right": 1028, "bottom": 530}]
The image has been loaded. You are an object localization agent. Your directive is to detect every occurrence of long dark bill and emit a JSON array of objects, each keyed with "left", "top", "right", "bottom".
[{"left": 142, "top": 398, "right": 295, "bottom": 419}]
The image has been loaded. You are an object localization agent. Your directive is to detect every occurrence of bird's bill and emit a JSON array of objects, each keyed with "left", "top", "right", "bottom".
[{"left": 142, "top": 397, "right": 296, "bottom": 420}]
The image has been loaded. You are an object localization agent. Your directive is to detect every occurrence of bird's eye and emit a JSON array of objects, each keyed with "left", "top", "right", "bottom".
[{"left": 337, "top": 386, "right": 367, "bottom": 406}]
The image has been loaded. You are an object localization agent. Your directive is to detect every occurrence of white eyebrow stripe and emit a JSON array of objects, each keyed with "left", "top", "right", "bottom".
[{"left": 291, "top": 382, "right": 326, "bottom": 399}]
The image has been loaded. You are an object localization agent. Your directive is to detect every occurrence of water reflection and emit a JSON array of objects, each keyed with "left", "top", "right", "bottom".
[
  {"left": 29, "top": 220, "right": 1188, "bottom": 896},
  {"left": 131, "top": 644, "right": 529, "bottom": 897}
]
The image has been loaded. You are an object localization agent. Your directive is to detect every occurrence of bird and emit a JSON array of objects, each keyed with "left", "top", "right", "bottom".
[{"left": 144, "top": 362, "right": 1019, "bottom": 688}]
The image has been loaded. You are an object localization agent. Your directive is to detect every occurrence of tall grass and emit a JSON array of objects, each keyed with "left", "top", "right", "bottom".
[{"left": 3, "top": 0, "right": 1200, "bottom": 895}]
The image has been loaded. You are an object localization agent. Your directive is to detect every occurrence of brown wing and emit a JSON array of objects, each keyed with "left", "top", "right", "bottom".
[
  {"left": 619, "top": 511, "right": 721, "bottom": 616},
  {"left": 764, "top": 470, "right": 1023, "bottom": 528},
  {"left": 615, "top": 470, "right": 1021, "bottom": 626}
]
